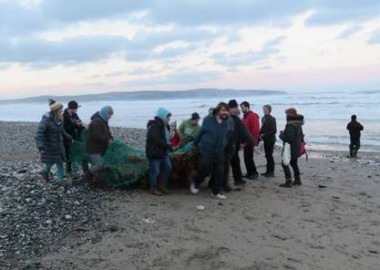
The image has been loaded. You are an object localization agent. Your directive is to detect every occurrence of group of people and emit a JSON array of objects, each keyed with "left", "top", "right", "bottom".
[{"left": 36, "top": 97, "right": 364, "bottom": 199}]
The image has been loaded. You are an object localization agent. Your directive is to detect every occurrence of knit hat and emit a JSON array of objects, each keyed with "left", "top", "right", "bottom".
[
  {"left": 228, "top": 99, "right": 238, "bottom": 109},
  {"left": 99, "top": 106, "right": 114, "bottom": 121},
  {"left": 285, "top": 108, "right": 297, "bottom": 116},
  {"left": 191, "top": 112, "right": 200, "bottom": 120},
  {"left": 49, "top": 99, "right": 63, "bottom": 113},
  {"left": 156, "top": 107, "right": 171, "bottom": 122},
  {"left": 68, "top": 100, "right": 80, "bottom": 109}
]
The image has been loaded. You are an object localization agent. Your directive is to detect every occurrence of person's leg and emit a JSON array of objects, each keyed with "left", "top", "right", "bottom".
[
  {"left": 223, "top": 158, "right": 233, "bottom": 191},
  {"left": 160, "top": 156, "right": 172, "bottom": 187},
  {"left": 280, "top": 162, "right": 292, "bottom": 187},
  {"left": 230, "top": 149, "right": 243, "bottom": 184},
  {"left": 243, "top": 147, "right": 253, "bottom": 176},
  {"left": 44, "top": 163, "right": 53, "bottom": 174},
  {"left": 265, "top": 141, "right": 275, "bottom": 175},
  {"left": 212, "top": 158, "right": 225, "bottom": 196},
  {"left": 148, "top": 158, "right": 161, "bottom": 191},
  {"left": 64, "top": 141, "right": 72, "bottom": 175},
  {"left": 41, "top": 163, "right": 53, "bottom": 182},
  {"left": 88, "top": 154, "right": 104, "bottom": 176},
  {"left": 56, "top": 162, "right": 65, "bottom": 183},
  {"left": 349, "top": 143, "right": 354, "bottom": 158},
  {"left": 194, "top": 155, "right": 213, "bottom": 188}
]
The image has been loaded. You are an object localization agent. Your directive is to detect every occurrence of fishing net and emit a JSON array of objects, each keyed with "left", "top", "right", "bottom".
[{"left": 69, "top": 128, "right": 198, "bottom": 189}]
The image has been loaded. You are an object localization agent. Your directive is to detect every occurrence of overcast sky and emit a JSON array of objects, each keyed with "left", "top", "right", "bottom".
[{"left": 1, "top": 0, "right": 380, "bottom": 99}]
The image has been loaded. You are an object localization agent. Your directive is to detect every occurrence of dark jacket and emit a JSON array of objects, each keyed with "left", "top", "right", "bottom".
[
  {"left": 86, "top": 112, "right": 113, "bottom": 155},
  {"left": 346, "top": 120, "right": 364, "bottom": 144},
  {"left": 228, "top": 115, "right": 254, "bottom": 157},
  {"left": 146, "top": 117, "right": 172, "bottom": 159},
  {"left": 36, "top": 113, "right": 72, "bottom": 163},
  {"left": 63, "top": 109, "right": 83, "bottom": 141},
  {"left": 193, "top": 114, "right": 234, "bottom": 161},
  {"left": 260, "top": 114, "right": 277, "bottom": 143},
  {"left": 279, "top": 114, "right": 304, "bottom": 159}
]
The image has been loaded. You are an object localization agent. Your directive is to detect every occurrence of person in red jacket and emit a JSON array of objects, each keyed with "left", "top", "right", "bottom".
[{"left": 240, "top": 101, "right": 260, "bottom": 179}]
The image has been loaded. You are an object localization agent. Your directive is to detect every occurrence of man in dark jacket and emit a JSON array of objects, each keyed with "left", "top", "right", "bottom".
[
  {"left": 36, "top": 99, "right": 72, "bottom": 184},
  {"left": 260, "top": 104, "right": 277, "bottom": 177},
  {"left": 146, "top": 107, "right": 173, "bottom": 196},
  {"left": 346, "top": 115, "right": 364, "bottom": 158},
  {"left": 86, "top": 106, "right": 114, "bottom": 178},
  {"left": 279, "top": 108, "right": 304, "bottom": 187},
  {"left": 226, "top": 99, "right": 255, "bottom": 188},
  {"left": 190, "top": 102, "right": 234, "bottom": 200},
  {"left": 63, "top": 100, "right": 83, "bottom": 177}
]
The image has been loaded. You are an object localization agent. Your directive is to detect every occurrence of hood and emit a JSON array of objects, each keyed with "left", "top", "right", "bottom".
[
  {"left": 156, "top": 107, "right": 171, "bottom": 122},
  {"left": 287, "top": 114, "right": 304, "bottom": 126},
  {"left": 91, "top": 111, "right": 101, "bottom": 120}
]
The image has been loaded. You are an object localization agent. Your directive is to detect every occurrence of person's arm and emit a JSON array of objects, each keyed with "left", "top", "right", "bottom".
[
  {"left": 35, "top": 118, "right": 48, "bottom": 151},
  {"left": 147, "top": 125, "right": 171, "bottom": 150},
  {"left": 359, "top": 123, "right": 364, "bottom": 131},
  {"left": 88, "top": 120, "right": 108, "bottom": 143},
  {"left": 193, "top": 119, "right": 208, "bottom": 146},
  {"left": 280, "top": 125, "right": 296, "bottom": 143},
  {"left": 62, "top": 128, "right": 73, "bottom": 142},
  {"left": 178, "top": 121, "right": 188, "bottom": 142}
]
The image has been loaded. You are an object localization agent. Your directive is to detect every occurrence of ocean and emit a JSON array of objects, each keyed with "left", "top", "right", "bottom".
[{"left": 1, "top": 90, "right": 379, "bottom": 152}]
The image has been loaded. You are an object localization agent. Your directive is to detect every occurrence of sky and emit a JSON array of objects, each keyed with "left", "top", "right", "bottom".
[{"left": 0, "top": 0, "right": 380, "bottom": 99}]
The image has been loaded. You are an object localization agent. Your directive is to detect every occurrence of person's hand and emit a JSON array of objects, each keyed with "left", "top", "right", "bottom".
[{"left": 254, "top": 146, "right": 259, "bottom": 154}]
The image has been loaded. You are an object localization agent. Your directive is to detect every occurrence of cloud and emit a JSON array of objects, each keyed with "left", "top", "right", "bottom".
[
  {"left": 128, "top": 67, "right": 158, "bottom": 75},
  {"left": 212, "top": 36, "right": 284, "bottom": 67},
  {"left": 368, "top": 27, "right": 380, "bottom": 44},
  {"left": 0, "top": 35, "right": 127, "bottom": 67},
  {"left": 338, "top": 25, "right": 363, "bottom": 39}
]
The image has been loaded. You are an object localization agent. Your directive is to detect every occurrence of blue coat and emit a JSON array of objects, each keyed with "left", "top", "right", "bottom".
[
  {"left": 193, "top": 115, "right": 234, "bottom": 161},
  {"left": 35, "top": 113, "right": 72, "bottom": 163}
]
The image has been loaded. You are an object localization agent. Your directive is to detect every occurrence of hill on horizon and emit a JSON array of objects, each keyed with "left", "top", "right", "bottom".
[{"left": 0, "top": 88, "right": 286, "bottom": 104}]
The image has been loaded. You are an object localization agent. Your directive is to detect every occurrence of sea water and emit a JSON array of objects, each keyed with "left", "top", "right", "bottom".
[{"left": 0, "top": 90, "right": 379, "bottom": 152}]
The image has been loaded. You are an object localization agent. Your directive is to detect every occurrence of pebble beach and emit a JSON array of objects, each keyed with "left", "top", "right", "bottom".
[{"left": 1, "top": 121, "right": 380, "bottom": 270}]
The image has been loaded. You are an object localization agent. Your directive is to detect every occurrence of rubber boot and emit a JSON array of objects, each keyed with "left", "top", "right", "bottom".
[
  {"left": 279, "top": 179, "right": 292, "bottom": 188},
  {"left": 293, "top": 176, "right": 302, "bottom": 186}
]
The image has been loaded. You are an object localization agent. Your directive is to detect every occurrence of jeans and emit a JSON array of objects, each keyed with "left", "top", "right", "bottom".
[
  {"left": 243, "top": 147, "right": 258, "bottom": 176},
  {"left": 282, "top": 158, "right": 300, "bottom": 180},
  {"left": 195, "top": 155, "right": 224, "bottom": 195},
  {"left": 148, "top": 156, "right": 172, "bottom": 190},
  {"left": 44, "top": 162, "right": 64, "bottom": 182},
  {"left": 263, "top": 140, "right": 275, "bottom": 173},
  {"left": 88, "top": 154, "right": 104, "bottom": 176}
]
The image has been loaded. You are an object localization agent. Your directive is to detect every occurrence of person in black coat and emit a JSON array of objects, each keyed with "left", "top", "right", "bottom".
[
  {"left": 63, "top": 100, "right": 83, "bottom": 177},
  {"left": 346, "top": 115, "right": 364, "bottom": 158},
  {"left": 36, "top": 99, "right": 72, "bottom": 183},
  {"left": 279, "top": 108, "right": 304, "bottom": 188},
  {"left": 146, "top": 107, "right": 173, "bottom": 196},
  {"left": 260, "top": 104, "right": 277, "bottom": 177}
]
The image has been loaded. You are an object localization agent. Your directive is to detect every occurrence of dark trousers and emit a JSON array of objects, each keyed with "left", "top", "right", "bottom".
[
  {"left": 195, "top": 155, "right": 224, "bottom": 195},
  {"left": 64, "top": 141, "right": 71, "bottom": 173},
  {"left": 230, "top": 149, "right": 243, "bottom": 182},
  {"left": 282, "top": 158, "right": 300, "bottom": 180},
  {"left": 243, "top": 147, "right": 258, "bottom": 176},
  {"left": 263, "top": 140, "right": 275, "bottom": 173},
  {"left": 349, "top": 140, "right": 360, "bottom": 158}
]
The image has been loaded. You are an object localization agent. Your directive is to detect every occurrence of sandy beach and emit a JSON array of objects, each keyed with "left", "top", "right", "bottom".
[{"left": 1, "top": 121, "right": 380, "bottom": 270}]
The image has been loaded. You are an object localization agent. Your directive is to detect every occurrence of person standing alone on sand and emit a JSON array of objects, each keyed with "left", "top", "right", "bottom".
[
  {"left": 260, "top": 104, "right": 277, "bottom": 177},
  {"left": 240, "top": 101, "right": 260, "bottom": 180},
  {"left": 279, "top": 108, "right": 304, "bottom": 188},
  {"left": 36, "top": 99, "right": 72, "bottom": 184},
  {"left": 190, "top": 102, "right": 234, "bottom": 199},
  {"left": 146, "top": 108, "right": 173, "bottom": 196},
  {"left": 346, "top": 115, "right": 364, "bottom": 158},
  {"left": 63, "top": 100, "right": 83, "bottom": 178}
]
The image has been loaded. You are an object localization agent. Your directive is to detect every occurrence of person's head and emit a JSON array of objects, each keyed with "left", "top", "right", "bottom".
[
  {"left": 190, "top": 112, "right": 200, "bottom": 125},
  {"left": 240, "top": 101, "right": 250, "bottom": 113},
  {"left": 156, "top": 107, "right": 172, "bottom": 124},
  {"left": 214, "top": 102, "right": 229, "bottom": 120},
  {"left": 228, "top": 99, "right": 239, "bottom": 116},
  {"left": 49, "top": 99, "right": 63, "bottom": 119},
  {"left": 263, "top": 104, "right": 272, "bottom": 115},
  {"left": 67, "top": 100, "right": 79, "bottom": 114},
  {"left": 99, "top": 106, "right": 114, "bottom": 122},
  {"left": 351, "top": 115, "right": 357, "bottom": 121},
  {"left": 285, "top": 107, "right": 297, "bottom": 121}
]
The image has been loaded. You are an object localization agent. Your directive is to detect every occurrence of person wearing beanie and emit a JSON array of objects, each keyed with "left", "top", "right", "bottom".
[
  {"left": 346, "top": 114, "right": 364, "bottom": 158},
  {"left": 279, "top": 108, "right": 305, "bottom": 187},
  {"left": 178, "top": 112, "right": 201, "bottom": 145},
  {"left": 223, "top": 99, "right": 254, "bottom": 189},
  {"left": 63, "top": 100, "right": 83, "bottom": 178},
  {"left": 146, "top": 107, "right": 173, "bottom": 196},
  {"left": 36, "top": 99, "right": 72, "bottom": 184},
  {"left": 240, "top": 101, "right": 261, "bottom": 180},
  {"left": 259, "top": 104, "right": 277, "bottom": 177},
  {"left": 85, "top": 106, "right": 114, "bottom": 183}
]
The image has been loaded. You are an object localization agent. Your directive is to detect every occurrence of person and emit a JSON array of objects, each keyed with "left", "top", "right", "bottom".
[
  {"left": 36, "top": 99, "right": 72, "bottom": 184},
  {"left": 279, "top": 108, "right": 304, "bottom": 187},
  {"left": 169, "top": 121, "right": 181, "bottom": 148},
  {"left": 226, "top": 99, "right": 255, "bottom": 188},
  {"left": 346, "top": 115, "right": 364, "bottom": 158},
  {"left": 259, "top": 104, "right": 277, "bottom": 177},
  {"left": 190, "top": 102, "right": 234, "bottom": 199},
  {"left": 146, "top": 107, "right": 173, "bottom": 196},
  {"left": 86, "top": 106, "right": 114, "bottom": 181},
  {"left": 178, "top": 112, "right": 201, "bottom": 145},
  {"left": 63, "top": 100, "right": 83, "bottom": 178},
  {"left": 240, "top": 101, "right": 260, "bottom": 180}
]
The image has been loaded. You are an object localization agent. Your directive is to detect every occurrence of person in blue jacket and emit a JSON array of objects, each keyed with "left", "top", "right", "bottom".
[{"left": 190, "top": 102, "right": 234, "bottom": 199}]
